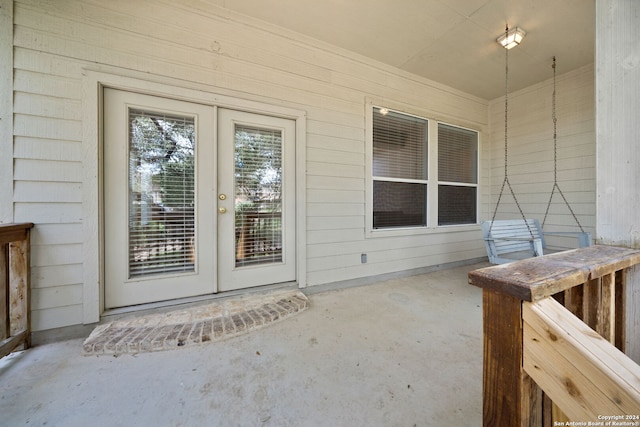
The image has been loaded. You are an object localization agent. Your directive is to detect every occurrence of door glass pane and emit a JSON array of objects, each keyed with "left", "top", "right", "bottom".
[
  {"left": 128, "top": 109, "right": 196, "bottom": 278},
  {"left": 234, "top": 125, "right": 283, "bottom": 267}
]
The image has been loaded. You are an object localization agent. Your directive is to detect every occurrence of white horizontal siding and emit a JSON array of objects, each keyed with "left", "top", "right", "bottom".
[
  {"left": 1, "top": 0, "right": 13, "bottom": 223},
  {"left": 14, "top": 182, "right": 82, "bottom": 203},
  {"left": 29, "top": 223, "right": 84, "bottom": 246},
  {"left": 31, "top": 305, "right": 83, "bottom": 332},
  {"left": 14, "top": 138, "right": 83, "bottom": 162},
  {"left": 31, "top": 243, "right": 83, "bottom": 267},
  {"left": 32, "top": 285, "right": 82, "bottom": 311},
  {"left": 32, "top": 264, "right": 83, "bottom": 289},
  {"left": 11, "top": 0, "right": 491, "bottom": 331},
  {"left": 14, "top": 159, "right": 82, "bottom": 183}
]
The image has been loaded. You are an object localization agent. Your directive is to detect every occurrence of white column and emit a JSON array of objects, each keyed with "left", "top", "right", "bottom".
[{"left": 596, "top": 0, "right": 640, "bottom": 362}]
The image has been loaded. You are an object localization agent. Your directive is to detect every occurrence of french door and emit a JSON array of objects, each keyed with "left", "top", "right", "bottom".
[{"left": 103, "top": 89, "right": 295, "bottom": 309}]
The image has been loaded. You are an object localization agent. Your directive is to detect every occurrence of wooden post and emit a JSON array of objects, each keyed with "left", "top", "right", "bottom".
[
  {"left": 482, "top": 289, "right": 542, "bottom": 427},
  {"left": 470, "top": 246, "right": 640, "bottom": 427},
  {"left": 10, "top": 236, "right": 31, "bottom": 346},
  {"left": 0, "top": 223, "right": 34, "bottom": 357},
  {"left": 0, "top": 242, "right": 8, "bottom": 340}
]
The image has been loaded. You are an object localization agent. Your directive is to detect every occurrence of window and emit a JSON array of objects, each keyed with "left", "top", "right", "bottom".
[
  {"left": 372, "top": 107, "right": 428, "bottom": 229},
  {"left": 370, "top": 106, "right": 479, "bottom": 231},
  {"left": 437, "top": 123, "right": 478, "bottom": 225}
]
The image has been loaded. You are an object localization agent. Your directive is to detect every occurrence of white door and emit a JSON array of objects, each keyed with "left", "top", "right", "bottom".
[
  {"left": 217, "top": 109, "right": 296, "bottom": 292},
  {"left": 104, "top": 90, "right": 295, "bottom": 308},
  {"left": 104, "top": 89, "right": 216, "bottom": 308}
]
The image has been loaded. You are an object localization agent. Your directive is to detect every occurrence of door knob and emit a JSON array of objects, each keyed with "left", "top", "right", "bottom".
[
  {"left": 218, "top": 207, "right": 227, "bottom": 214},
  {"left": 219, "top": 194, "right": 227, "bottom": 200}
]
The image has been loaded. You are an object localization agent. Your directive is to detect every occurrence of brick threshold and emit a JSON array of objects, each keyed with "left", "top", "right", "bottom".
[{"left": 82, "top": 289, "right": 309, "bottom": 356}]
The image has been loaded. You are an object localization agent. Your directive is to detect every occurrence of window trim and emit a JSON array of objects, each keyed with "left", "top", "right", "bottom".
[{"left": 365, "top": 100, "right": 481, "bottom": 238}]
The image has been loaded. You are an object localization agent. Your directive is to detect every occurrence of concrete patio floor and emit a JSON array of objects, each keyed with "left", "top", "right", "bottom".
[{"left": 0, "top": 263, "right": 486, "bottom": 427}]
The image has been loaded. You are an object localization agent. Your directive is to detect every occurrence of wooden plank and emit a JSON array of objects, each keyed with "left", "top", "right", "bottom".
[
  {"left": 0, "top": 224, "right": 32, "bottom": 245},
  {"left": 563, "top": 284, "right": 584, "bottom": 318},
  {"left": 523, "top": 298, "right": 640, "bottom": 420},
  {"left": 9, "top": 235, "right": 31, "bottom": 347},
  {"left": 599, "top": 272, "right": 616, "bottom": 344},
  {"left": 481, "top": 289, "right": 541, "bottom": 427},
  {"left": 469, "top": 246, "right": 640, "bottom": 302},
  {"left": 0, "top": 243, "right": 8, "bottom": 340},
  {"left": 542, "top": 394, "right": 553, "bottom": 427},
  {"left": 615, "top": 269, "right": 626, "bottom": 352},
  {"left": 0, "top": 331, "right": 28, "bottom": 359},
  {"left": 625, "top": 266, "right": 640, "bottom": 363},
  {"left": 584, "top": 278, "right": 601, "bottom": 330}
]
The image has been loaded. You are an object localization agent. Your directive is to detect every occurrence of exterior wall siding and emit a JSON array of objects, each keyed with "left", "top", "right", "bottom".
[{"left": 5, "top": 0, "right": 595, "bottom": 332}]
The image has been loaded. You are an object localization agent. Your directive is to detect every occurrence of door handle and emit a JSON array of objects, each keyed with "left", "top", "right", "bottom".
[{"left": 218, "top": 207, "right": 227, "bottom": 214}]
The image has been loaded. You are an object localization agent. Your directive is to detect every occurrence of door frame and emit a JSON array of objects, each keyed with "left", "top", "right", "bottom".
[{"left": 81, "top": 69, "right": 307, "bottom": 322}]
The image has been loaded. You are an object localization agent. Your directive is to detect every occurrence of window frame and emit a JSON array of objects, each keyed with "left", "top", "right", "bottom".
[
  {"left": 365, "top": 101, "right": 481, "bottom": 237},
  {"left": 371, "top": 106, "right": 430, "bottom": 230}
]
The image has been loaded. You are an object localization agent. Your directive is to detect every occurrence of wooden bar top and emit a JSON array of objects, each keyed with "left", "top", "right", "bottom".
[
  {"left": 0, "top": 223, "right": 34, "bottom": 246},
  {"left": 468, "top": 245, "right": 640, "bottom": 302}
]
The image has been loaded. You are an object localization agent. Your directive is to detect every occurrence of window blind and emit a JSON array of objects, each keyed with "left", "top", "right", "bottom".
[
  {"left": 372, "top": 107, "right": 428, "bottom": 229},
  {"left": 234, "top": 125, "right": 283, "bottom": 267},
  {"left": 128, "top": 109, "right": 196, "bottom": 278},
  {"left": 437, "top": 123, "right": 478, "bottom": 225},
  {"left": 438, "top": 124, "right": 478, "bottom": 183},
  {"left": 373, "top": 107, "right": 428, "bottom": 180}
]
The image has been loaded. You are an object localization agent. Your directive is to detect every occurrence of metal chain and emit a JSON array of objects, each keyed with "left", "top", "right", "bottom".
[
  {"left": 542, "top": 57, "right": 585, "bottom": 232},
  {"left": 553, "top": 56, "right": 558, "bottom": 184},
  {"left": 490, "top": 26, "right": 535, "bottom": 238}
]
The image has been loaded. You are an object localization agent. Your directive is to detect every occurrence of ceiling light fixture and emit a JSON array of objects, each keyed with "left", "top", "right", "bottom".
[{"left": 497, "top": 26, "right": 526, "bottom": 49}]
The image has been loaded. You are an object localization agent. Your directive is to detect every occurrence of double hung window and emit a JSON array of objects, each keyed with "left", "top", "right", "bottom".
[
  {"left": 372, "top": 107, "right": 428, "bottom": 229},
  {"left": 371, "top": 106, "right": 478, "bottom": 230}
]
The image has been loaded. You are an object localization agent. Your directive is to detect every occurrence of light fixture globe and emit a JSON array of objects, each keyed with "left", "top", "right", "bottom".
[{"left": 497, "top": 27, "right": 526, "bottom": 49}]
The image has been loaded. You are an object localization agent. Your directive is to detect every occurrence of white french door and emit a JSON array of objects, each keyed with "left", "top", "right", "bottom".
[
  {"left": 216, "top": 109, "right": 296, "bottom": 292},
  {"left": 103, "top": 89, "right": 295, "bottom": 309}
]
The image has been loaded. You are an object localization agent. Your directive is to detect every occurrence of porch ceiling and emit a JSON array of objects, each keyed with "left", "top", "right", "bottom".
[{"left": 211, "top": 0, "right": 595, "bottom": 100}]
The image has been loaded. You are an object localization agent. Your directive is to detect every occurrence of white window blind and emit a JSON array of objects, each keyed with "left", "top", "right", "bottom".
[
  {"left": 128, "top": 109, "right": 196, "bottom": 277},
  {"left": 234, "top": 125, "right": 283, "bottom": 267},
  {"left": 372, "top": 107, "right": 428, "bottom": 228},
  {"left": 437, "top": 123, "right": 478, "bottom": 225}
]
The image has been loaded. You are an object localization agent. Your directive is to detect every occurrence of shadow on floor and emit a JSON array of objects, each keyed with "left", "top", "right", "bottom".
[{"left": 0, "top": 263, "right": 485, "bottom": 427}]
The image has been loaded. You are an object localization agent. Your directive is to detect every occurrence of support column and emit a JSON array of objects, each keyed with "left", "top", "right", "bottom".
[{"left": 596, "top": 0, "right": 640, "bottom": 363}]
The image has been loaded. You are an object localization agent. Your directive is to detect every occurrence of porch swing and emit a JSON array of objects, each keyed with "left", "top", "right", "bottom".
[{"left": 482, "top": 41, "right": 592, "bottom": 264}]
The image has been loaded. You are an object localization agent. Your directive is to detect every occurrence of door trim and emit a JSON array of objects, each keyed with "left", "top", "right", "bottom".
[{"left": 82, "top": 69, "right": 306, "bottom": 322}]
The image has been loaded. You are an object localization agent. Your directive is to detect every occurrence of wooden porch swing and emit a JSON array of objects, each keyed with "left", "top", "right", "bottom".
[{"left": 483, "top": 43, "right": 591, "bottom": 264}]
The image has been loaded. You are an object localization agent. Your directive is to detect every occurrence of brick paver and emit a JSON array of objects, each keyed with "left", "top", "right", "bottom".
[{"left": 83, "top": 290, "right": 309, "bottom": 355}]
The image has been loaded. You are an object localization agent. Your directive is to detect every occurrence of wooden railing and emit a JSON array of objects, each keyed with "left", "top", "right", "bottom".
[
  {"left": 0, "top": 222, "right": 34, "bottom": 358},
  {"left": 469, "top": 245, "right": 640, "bottom": 426}
]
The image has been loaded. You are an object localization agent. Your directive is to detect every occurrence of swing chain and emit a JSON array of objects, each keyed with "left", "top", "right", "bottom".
[
  {"left": 552, "top": 56, "right": 558, "bottom": 184},
  {"left": 542, "top": 57, "right": 585, "bottom": 232},
  {"left": 489, "top": 26, "right": 535, "bottom": 239}
]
